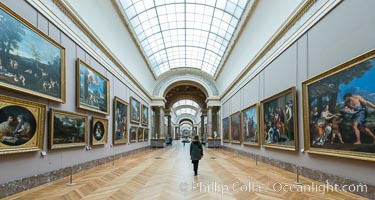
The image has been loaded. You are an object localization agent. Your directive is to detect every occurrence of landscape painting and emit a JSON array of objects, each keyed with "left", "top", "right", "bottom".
[
  {"left": 303, "top": 50, "right": 375, "bottom": 161},
  {"left": 77, "top": 59, "right": 109, "bottom": 115},
  {"left": 141, "top": 104, "right": 149, "bottom": 126},
  {"left": 222, "top": 117, "right": 229, "bottom": 142},
  {"left": 0, "top": 95, "right": 45, "bottom": 154},
  {"left": 242, "top": 104, "right": 259, "bottom": 146},
  {"left": 92, "top": 117, "right": 108, "bottom": 145},
  {"left": 230, "top": 112, "right": 241, "bottom": 143},
  {"left": 50, "top": 109, "right": 88, "bottom": 149},
  {"left": 0, "top": 4, "right": 65, "bottom": 102},
  {"left": 130, "top": 97, "right": 140, "bottom": 123},
  {"left": 113, "top": 96, "right": 128, "bottom": 145},
  {"left": 261, "top": 87, "right": 298, "bottom": 151}
]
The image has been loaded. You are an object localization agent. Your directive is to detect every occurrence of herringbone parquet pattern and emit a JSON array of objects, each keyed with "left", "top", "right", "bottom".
[{"left": 3, "top": 142, "right": 366, "bottom": 200}]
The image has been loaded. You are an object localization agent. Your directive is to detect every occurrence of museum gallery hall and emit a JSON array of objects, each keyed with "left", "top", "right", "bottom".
[{"left": 0, "top": 0, "right": 374, "bottom": 199}]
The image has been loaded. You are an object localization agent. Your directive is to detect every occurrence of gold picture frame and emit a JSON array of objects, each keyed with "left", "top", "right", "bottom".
[
  {"left": 138, "top": 127, "right": 144, "bottom": 142},
  {"left": 0, "top": 95, "right": 45, "bottom": 155},
  {"left": 242, "top": 103, "right": 260, "bottom": 146},
  {"left": 113, "top": 96, "right": 128, "bottom": 145},
  {"left": 0, "top": 3, "right": 66, "bottom": 103},
  {"left": 222, "top": 117, "right": 230, "bottom": 143},
  {"left": 130, "top": 97, "right": 140, "bottom": 123},
  {"left": 143, "top": 128, "right": 149, "bottom": 141},
  {"left": 49, "top": 109, "right": 88, "bottom": 149},
  {"left": 230, "top": 112, "right": 241, "bottom": 144},
  {"left": 91, "top": 116, "right": 108, "bottom": 145},
  {"left": 302, "top": 49, "right": 375, "bottom": 161},
  {"left": 77, "top": 59, "right": 109, "bottom": 115},
  {"left": 260, "top": 87, "right": 298, "bottom": 151},
  {"left": 141, "top": 104, "right": 149, "bottom": 126},
  {"left": 130, "top": 126, "right": 137, "bottom": 143}
]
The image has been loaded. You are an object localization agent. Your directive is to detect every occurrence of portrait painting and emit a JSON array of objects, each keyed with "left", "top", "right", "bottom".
[
  {"left": 223, "top": 117, "right": 229, "bottom": 142},
  {"left": 0, "top": 95, "right": 45, "bottom": 154},
  {"left": 0, "top": 4, "right": 65, "bottom": 102},
  {"left": 303, "top": 49, "right": 375, "bottom": 161},
  {"left": 143, "top": 128, "right": 149, "bottom": 141},
  {"left": 141, "top": 104, "right": 149, "bottom": 126},
  {"left": 261, "top": 87, "right": 298, "bottom": 151},
  {"left": 50, "top": 109, "right": 88, "bottom": 149},
  {"left": 138, "top": 127, "right": 144, "bottom": 142},
  {"left": 130, "top": 97, "right": 140, "bottom": 123},
  {"left": 113, "top": 96, "right": 128, "bottom": 145},
  {"left": 130, "top": 126, "right": 137, "bottom": 143},
  {"left": 77, "top": 59, "right": 109, "bottom": 115},
  {"left": 242, "top": 104, "right": 259, "bottom": 146},
  {"left": 230, "top": 112, "right": 241, "bottom": 143},
  {"left": 92, "top": 117, "right": 108, "bottom": 145}
]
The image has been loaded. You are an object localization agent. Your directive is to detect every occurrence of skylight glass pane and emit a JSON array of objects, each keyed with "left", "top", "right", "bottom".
[{"left": 120, "top": 0, "right": 250, "bottom": 77}]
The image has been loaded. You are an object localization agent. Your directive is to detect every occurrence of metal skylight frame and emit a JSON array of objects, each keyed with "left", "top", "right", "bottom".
[
  {"left": 172, "top": 99, "right": 200, "bottom": 109},
  {"left": 119, "top": 0, "right": 250, "bottom": 77}
]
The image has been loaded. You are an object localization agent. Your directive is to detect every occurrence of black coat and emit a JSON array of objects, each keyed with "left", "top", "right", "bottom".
[{"left": 190, "top": 141, "right": 203, "bottom": 161}]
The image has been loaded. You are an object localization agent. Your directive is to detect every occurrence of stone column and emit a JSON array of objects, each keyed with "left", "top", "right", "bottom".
[
  {"left": 152, "top": 107, "right": 160, "bottom": 139},
  {"left": 200, "top": 114, "right": 205, "bottom": 138},
  {"left": 167, "top": 115, "right": 171, "bottom": 138},
  {"left": 159, "top": 107, "right": 165, "bottom": 139},
  {"left": 207, "top": 107, "right": 213, "bottom": 139}
]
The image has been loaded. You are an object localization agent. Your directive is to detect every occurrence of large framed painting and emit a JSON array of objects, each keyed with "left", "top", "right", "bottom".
[
  {"left": 77, "top": 59, "right": 109, "bottom": 115},
  {"left": 260, "top": 87, "right": 298, "bottom": 151},
  {"left": 230, "top": 112, "right": 241, "bottom": 144},
  {"left": 143, "top": 128, "right": 149, "bottom": 141},
  {"left": 0, "top": 95, "right": 45, "bottom": 154},
  {"left": 303, "top": 49, "right": 375, "bottom": 161},
  {"left": 91, "top": 117, "right": 108, "bottom": 145},
  {"left": 138, "top": 127, "right": 144, "bottom": 142},
  {"left": 222, "top": 117, "right": 230, "bottom": 143},
  {"left": 242, "top": 104, "right": 259, "bottom": 146},
  {"left": 130, "top": 126, "right": 137, "bottom": 143},
  {"left": 50, "top": 109, "right": 88, "bottom": 149},
  {"left": 141, "top": 104, "right": 149, "bottom": 126},
  {"left": 113, "top": 96, "right": 128, "bottom": 145},
  {"left": 130, "top": 97, "right": 140, "bottom": 123},
  {"left": 0, "top": 4, "right": 65, "bottom": 102}
]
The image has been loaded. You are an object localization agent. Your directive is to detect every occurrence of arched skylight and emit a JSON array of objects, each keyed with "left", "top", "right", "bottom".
[
  {"left": 119, "top": 0, "right": 250, "bottom": 77},
  {"left": 175, "top": 108, "right": 197, "bottom": 116},
  {"left": 172, "top": 99, "right": 200, "bottom": 108}
]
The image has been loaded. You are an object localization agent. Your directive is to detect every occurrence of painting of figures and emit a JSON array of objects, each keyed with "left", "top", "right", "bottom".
[
  {"left": 130, "top": 126, "right": 137, "bottom": 143},
  {"left": 242, "top": 104, "right": 259, "bottom": 146},
  {"left": 50, "top": 109, "right": 87, "bottom": 149},
  {"left": 222, "top": 117, "right": 229, "bottom": 142},
  {"left": 77, "top": 59, "right": 109, "bottom": 115},
  {"left": 138, "top": 127, "right": 144, "bottom": 142},
  {"left": 230, "top": 112, "right": 241, "bottom": 143},
  {"left": 92, "top": 117, "right": 108, "bottom": 145},
  {"left": 141, "top": 105, "right": 149, "bottom": 126},
  {"left": 0, "top": 4, "right": 65, "bottom": 102},
  {"left": 0, "top": 95, "right": 45, "bottom": 154},
  {"left": 143, "top": 128, "right": 149, "bottom": 141},
  {"left": 261, "top": 87, "right": 298, "bottom": 151},
  {"left": 113, "top": 97, "right": 128, "bottom": 145},
  {"left": 130, "top": 97, "right": 140, "bottom": 123},
  {"left": 303, "top": 50, "right": 375, "bottom": 161}
]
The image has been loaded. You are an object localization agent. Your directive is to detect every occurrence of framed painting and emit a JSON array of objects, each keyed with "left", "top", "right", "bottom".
[
  {"left": 77, "top": 59, "right": 109, "bottom": 115},
  {"left": 222, "top": 117, "right": 230, "bottom": 143},
  {"left": 138, "top": 127, "right": 144, "bottom": 142},
  {"left": 0, "top": 95, "right": 45, "bottom": 154},
  {"left": 0, "top": 4, "right": 65, "bottom": 102},
  {"left": 141, "top": 104, "right": 149, "bottom": 126},
  {"left": 130, "top": 126, "right": 137, "bottom": 143},
  {"left": 260, "top": 87, "right": 298, "bottom": 151},
  {"left": 91, "top": 117, "right": 108, "bottom": 145},
  {"left": 242, "top": 103, "right": 260, "bottom": 146},
  {"left": 113, "top": 96, "right": 128, "bottom": 145},
  {"left": 143, "top": 128, "right": 149, "bottom": 141},
  {"left": 230, "top": 112, "right": 241, "bottom": 144},
  {"left": 50, "top": 109, "right": 88, "bottom": 149},
  {"left": 303, "top": 49, "right": 375, "bottom": 161},
  {"left": 130, "top": 97, "right": 140, "bottom": 123}
]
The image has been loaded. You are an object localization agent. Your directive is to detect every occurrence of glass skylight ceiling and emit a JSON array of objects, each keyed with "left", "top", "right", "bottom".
[
  {"left": 120, "top": 0, "right": 249, "bottom": 77},
  {"left": 172, "top": 99, "right": 200, "bottom": 108},
  {"left": 175, "top": 108, "right": 197, "bottom": 116}
]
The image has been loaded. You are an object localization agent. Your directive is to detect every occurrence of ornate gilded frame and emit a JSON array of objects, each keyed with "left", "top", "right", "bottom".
[
  {"left": 130, "top": 96, "right": 140, "bottom": 123},
  {"left": 242, "top": 103, "right": 260, "bottom": 146},
  {"left": 230, "top": 111, "right": 241, "bottom": 144},
  {"left": 222, "top": 117, "right": 230, "bottom": 143},
  {"left": 113, "top": 96, "right": 128, "bottom": 145},
  {"left": 91, "top": 116, "right": 108, "bottom": 145}
]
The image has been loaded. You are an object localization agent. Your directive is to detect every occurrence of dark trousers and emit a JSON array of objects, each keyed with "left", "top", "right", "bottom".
[{"left": 192, "top": 160, "right": 199, "bottom": 175}]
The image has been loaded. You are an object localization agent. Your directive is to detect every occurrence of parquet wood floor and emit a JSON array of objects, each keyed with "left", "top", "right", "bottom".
[{"left": 3, "top": 142, "right": 366, "bottom": 200}]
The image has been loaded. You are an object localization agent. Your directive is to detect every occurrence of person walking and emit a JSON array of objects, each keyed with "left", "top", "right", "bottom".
[{"left": 190, "top": 135, "right": 203, "bottom": 176}]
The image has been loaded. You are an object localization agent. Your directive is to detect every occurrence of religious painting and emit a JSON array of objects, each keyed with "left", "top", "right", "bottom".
[
  {"left": 50, "top": 109, "right": 88, "bottom": 149},
  {"left": 138, "top": 127, "right": 144, "bottom": 142},
  {"left": 113, "top": 96, "right": 128, "bottom": 145},
  {"left": 143, "top": 128, "right": 149, "bottom": 141},
  {"left": 260, "top": 87, "right": 298, "bottom": 151},
  {"left": 77, "top": 59, "right": 109, "bottom": 115},
  {"left": 303, "top": 49, "right": 375, "bottom": 161},
  {"left": 242, "top": 103, "right": 260, "bottom": 146},
  {"left": 91, "top": 117, "right": 108, "bottom": 145},
  {"left": 141, "top": 104, "right": 148, "bottom": 126},
  {"left": 0, "top": 4, "right": 65, "bottom": 102},
  {"left": 130, "top": 97, "right": 140, "bottom": 123},
  {"left": 130, "top": 126, "right": 137, "bottom": 143},
  {"left": 230, "top": 112, "right": 241, "bottom": 144},
  {"left": 223, "top": 117, "right": 230, "bottom": 143},
  {"left": 0, "top": 95, "right": 45, "bottom": 154}
]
